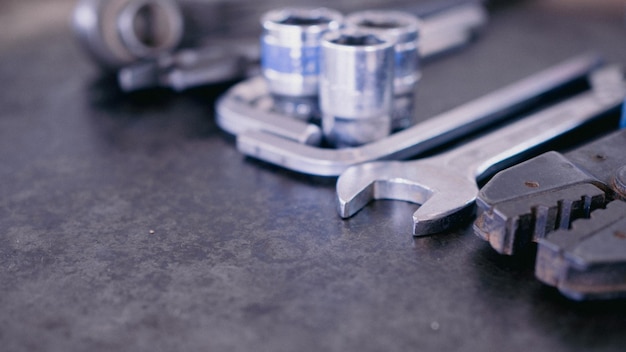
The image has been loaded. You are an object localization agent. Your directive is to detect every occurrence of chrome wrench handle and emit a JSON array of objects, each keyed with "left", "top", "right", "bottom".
[{"left": 442, "top": 81, "right": 626, "bottom": 180}]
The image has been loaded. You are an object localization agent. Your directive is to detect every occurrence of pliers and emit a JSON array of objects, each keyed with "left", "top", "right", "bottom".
[{"left": 474, "top": 128, "right": 626, "bottom": 299}]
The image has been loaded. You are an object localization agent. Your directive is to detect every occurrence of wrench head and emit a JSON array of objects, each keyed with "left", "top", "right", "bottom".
[{"left": 336, "top": 160, "right": 479, "bottom": 235}]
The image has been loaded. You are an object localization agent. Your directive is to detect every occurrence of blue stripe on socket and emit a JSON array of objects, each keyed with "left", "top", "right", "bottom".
[
  {"left": 621, "top": 99, "right": 626, "bottom": 129},
  {"left": 261, "top": 41, "right": 320, "bottom": 76},
  {"left": 395, "top": 49, "right": 419, "bottom": 79}
]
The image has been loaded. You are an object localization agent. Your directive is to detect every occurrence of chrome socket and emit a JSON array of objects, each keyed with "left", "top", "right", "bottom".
[
  {"left": 260, "top": 7, "right": 343, "bottom": 120},
  {"left": 320, "top": 30, "right": 395, "bottom": 148},
  {"left": 345, "top": 10, "right": 421, "bottom": 130}
]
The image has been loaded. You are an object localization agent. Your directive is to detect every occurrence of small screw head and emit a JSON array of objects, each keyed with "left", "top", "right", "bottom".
[
  {"left": 594, "top": 153, "right": 607, "bottom": 161},
  {"left": 614, "top": 231, "right": 626, "bottom": 239},
  {"left": 614, "top": 165, "right": 626, "bottom": 198},
  {"left": 524, "top": 181, "right": 540, "bottom": 188}
]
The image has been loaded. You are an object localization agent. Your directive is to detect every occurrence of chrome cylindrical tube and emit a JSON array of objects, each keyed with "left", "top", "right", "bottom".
[
  {"left": 320, "top": 30, "right": 395, "bottom": 147},
  {"left": 73, "top": 0, "right": 183, "bottom": 69},
  {"left": 261, "top": 8, "right": 343, "bottom": 98},
  {"left": 345, "top": 10, "right": 420, "bottom": 130}
]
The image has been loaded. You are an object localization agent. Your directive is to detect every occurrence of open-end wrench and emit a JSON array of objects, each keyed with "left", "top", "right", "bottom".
[
  {"left": 336, "top": 69, "right": 626, "bottom": 235},
  {"left": 237, "top": 54, "right": 601, "bottom": 175}
]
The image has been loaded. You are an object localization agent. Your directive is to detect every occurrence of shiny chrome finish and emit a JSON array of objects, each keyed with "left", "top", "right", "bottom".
[
  {"left": 237, "top": 54, "right": 603, "bottom": 176},
  {"left": 419, "top": 1, "right": 487, "bottom": 59},
  {"left": 216, "top": 1, "right": 489, "bottom": 147},
  {"left": 346, "top": 10, "right": 421, "bottom": 130},
  {"left": 261, "top": 7, "right": 343, "bottom": 98},
  {"left": 118, "top": 45, "right": 250, "bottom": 92},
  {"left": 346, "top": 10, "right": 421, "bottom": 95},
  {"left": 320, "top": 30, "right": 395, "bottom": 147},
  {"left": 216, "top": 76, "right": 322, "bottom": 145},
  {"left": 72, "top": 0, "right": 183, "bottom": 69},
  {"left": 615, "top": 165, "right": 626, "bottom": 198},
  {"left": 336, "top": 70, "right": 626, "bottom": 236}
]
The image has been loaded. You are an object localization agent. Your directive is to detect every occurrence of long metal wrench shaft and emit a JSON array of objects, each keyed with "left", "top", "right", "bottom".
[
  {"left": 336, "top": 79, "right": 626, "bottom": 235},
  {"left": 419, "top": 1, "right": 487, "bottom": 59},
  {"left": 237, "top": 54, "right": 602, "bottom": 176}
]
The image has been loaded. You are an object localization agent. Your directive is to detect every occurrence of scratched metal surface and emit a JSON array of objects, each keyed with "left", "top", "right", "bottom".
[{"left": 1, "top": 0, "right": 625, "bottom": 351}]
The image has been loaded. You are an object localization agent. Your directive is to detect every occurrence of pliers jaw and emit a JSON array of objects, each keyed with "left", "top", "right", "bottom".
[{"left": 474, "top": 129, "right": 626, "bottom": 300}]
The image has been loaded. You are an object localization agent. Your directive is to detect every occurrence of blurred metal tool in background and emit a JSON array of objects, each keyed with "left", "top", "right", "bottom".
[
  {"left": 72, "top": 0, "right": 255, "bottom": 90},
  {"left": 74, "top": 0, "right": 486, "bottom": 93},
  {"left": 320, "top": 30, "right": 396, "bottom": 147},
  {"left": 261, "top": 7, "right": 343, "bottom": 120},
  {"left": 178, "top": 0, "right": 485, "bottom": 49},
  {"left": 73, "top": 0, "right": 184, "bottom": 69},
  {"left": 345, "top": 10, "right": 421, "bottom": 131},
  {"left": 118, "top": 45, "right": 251, "bottom": 91},
  {"left": 417, "top": 0, "right": 486, "bottom": 59}
]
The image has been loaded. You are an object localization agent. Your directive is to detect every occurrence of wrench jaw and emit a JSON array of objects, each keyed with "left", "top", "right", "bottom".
[
  {"left": 412, "top": 186, "right": 478, "bottom": 236},
  {"left": 337, "top": 160, "right": 479, "bottom": 236},
  {"left": 336, "top": 161, "right": 435, "bottom": 219}
]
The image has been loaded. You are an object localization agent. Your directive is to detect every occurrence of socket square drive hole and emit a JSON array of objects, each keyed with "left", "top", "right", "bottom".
[
  {"left": 278, "top": 15, "right": 333, "bottom": 26},
  {"left": 332, "top": 34, "right": 384, "bottom": 46}
]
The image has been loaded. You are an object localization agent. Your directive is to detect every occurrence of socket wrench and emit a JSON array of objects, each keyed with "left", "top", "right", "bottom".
[
  {"left": 261, "top": 7, "right": 343, "bottom": 120},
  {"left": 345, "top": 10, "right": 421, "bottom": 130},
  {"left": 320, "top": 29, "right": 396, "bottom": 147}
]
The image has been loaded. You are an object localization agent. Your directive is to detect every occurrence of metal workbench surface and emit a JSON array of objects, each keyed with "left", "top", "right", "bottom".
[{"left": 1, "top": 0, "right": 625, "bottom": 351}]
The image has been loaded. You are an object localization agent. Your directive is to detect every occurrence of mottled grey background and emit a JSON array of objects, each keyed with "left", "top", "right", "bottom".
[{"left": 1, "top": 0, "right": 625, "bottom": 351}]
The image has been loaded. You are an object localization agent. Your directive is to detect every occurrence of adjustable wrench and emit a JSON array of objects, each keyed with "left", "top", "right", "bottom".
[
  {"left": 336, "top": 68, "right": 626, "bottom": 235},
  {"left": 237, "top": 54, "right": 601, "bottom": 174}
]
